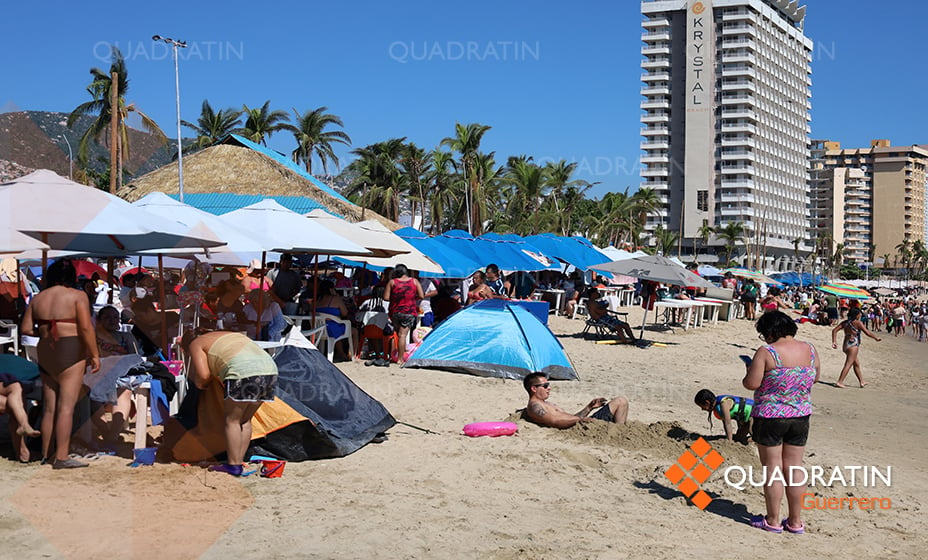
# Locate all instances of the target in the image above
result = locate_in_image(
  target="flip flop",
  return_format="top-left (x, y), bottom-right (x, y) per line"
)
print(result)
top-left (782, 519), bottom-right (805, 534)
top-left (53, 458), bottom-right (89, 469)
top-left (750, 515), bottom-right (783, 533)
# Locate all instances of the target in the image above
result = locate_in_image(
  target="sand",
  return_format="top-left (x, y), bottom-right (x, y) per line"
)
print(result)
top-left (1, 306), bottom-right (926, 559)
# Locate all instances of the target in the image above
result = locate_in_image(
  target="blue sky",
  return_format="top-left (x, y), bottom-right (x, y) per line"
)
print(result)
top-left (2, 1), bottom-right (926, 199)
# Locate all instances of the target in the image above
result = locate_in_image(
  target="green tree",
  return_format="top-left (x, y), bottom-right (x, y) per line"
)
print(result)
top-left (68, 46), bottom-right (166, 189)
top-left (398, 142), bottom-right (432, 229)
top-left (715, 221), bottom-right (745, 266)
top-left (441, 123), bottom-right (492, 235)
top-left (425, 149), bottom-right (458, 234)
top-left (505, 157), bottom-right (547, 234)
top-left (241, 101), bottom-right (293, 146)
top-left (693, 221), bottom-right (713, 264)
top-left (344, 138), bottom-right (406, 221)
top-left (181, 99), bottom-right (243, 152)
top-left (290, 106), bottom-right (351, 174)
top-left (653, 224), bottom-right (678, 257)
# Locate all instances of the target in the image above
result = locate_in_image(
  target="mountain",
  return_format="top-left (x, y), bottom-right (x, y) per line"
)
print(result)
top-left (0, 110), bottom-right (180, 181)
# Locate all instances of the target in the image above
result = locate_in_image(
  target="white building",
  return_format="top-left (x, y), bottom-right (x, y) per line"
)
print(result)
top-left (640, 0), bottom-right (813, 261)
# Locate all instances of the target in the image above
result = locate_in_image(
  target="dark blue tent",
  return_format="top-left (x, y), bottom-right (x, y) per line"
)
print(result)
top-left (403, 299), bottom-right (578, 380)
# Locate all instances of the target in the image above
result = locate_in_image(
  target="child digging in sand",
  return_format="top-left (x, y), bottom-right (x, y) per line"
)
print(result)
top-left (694, 389), bottom-right (752, 444)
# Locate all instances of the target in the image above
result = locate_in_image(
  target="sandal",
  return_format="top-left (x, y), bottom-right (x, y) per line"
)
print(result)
top-left (750, 515), bottom-right (783, 533)
top-left (53, 458), bottom-right (89, 469)
top-left (781, 519), bottom-right (805, 534)
top-left (208, 463), bottom-right (244, 477)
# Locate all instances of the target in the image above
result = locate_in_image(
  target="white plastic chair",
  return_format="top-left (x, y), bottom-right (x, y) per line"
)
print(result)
top-left (572, 297), bottom-right (589, 320)
top-left (0, 320), bottom-right (19, 355)
top-left (20, 335), bottom-right (39, 363)
top-left (313, 313), bottom-right (355, 362)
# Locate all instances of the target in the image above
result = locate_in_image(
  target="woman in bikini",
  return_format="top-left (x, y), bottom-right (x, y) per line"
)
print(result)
top-left (21, 259), bottom-right (100, 469)
top-left (831, 307), bottom-right (881, 388)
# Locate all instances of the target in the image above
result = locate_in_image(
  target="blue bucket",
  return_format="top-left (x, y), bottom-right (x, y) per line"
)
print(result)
top-left (133, 447), bottom-right (157, 465)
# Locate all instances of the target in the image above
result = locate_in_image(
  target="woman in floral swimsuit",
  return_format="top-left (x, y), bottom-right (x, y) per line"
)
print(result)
top-left (743, 311), bottom-right (820, 534)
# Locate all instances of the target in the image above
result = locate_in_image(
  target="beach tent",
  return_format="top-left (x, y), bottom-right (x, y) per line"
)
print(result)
top-left (164, 342), bottom-right (395, 462)
top-left (403, 299), bottom-right (579, 380)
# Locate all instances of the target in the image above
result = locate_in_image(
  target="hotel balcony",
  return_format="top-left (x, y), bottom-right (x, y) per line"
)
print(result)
top-left (721, 123), bottom-right (756, 134)
top-left (721, 80), bottom-right (756, 92)
top-left (720, 149), bottom-right (756, 160)
top-left (721, 178), bottom-right (755, 189)
top-left (641, 113), bottom-right (670, 123)
top-left (642, 57), bottom-right (671, 69)
top-left (640, 140), bottom-right (669, 150)
top-left (721, 137), bottom-right (756, 148)
top-left (641, 45), bottom-right (671, 56)
top-left (721, 108), bottom-right (757, 120)
top-left (640, 99), bottom-right (671, 110)
top-left (641, 126), bottom-right (669, 136)
top-left (641, 72), bottom-right (671, 82)
top-left (640, 180), bottom-right (670, 191)
top-left (641, 167), bottom-right (670, 177)
top-left (719, 206), bottom-right (756, 217)
top-left (722, 65), bottom-right (756, 79)
top-left (720, 165), bottom-right (755, 175)
top-left (721, 94), bottom-right (755, 104)
top-left (640, 84), bottom-right (671, 95)
top-left (721, 52), bottom-right (756, 64)
top-left (721, 23), bottom-right (755, 34)
top-left (721, 38), bottom-right (756, 50)
top-left (720, 192), bottom-right (756, 203)
top-left (641, 31), bottom-right (671, 42)
top-left (642, 17), bottom-right (670, 28)
top-left (721, 11), bottom-right (756, 23)
top-left (641, 153), bottom-right (670, 163)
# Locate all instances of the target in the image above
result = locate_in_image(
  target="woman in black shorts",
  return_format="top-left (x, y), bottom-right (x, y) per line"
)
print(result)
top-left (742, 311), bottom-right (819, 534)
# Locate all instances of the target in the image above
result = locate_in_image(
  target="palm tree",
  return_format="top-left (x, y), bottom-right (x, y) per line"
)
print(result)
top-left (441, 123), bottom-right (492, 235)
top-left (398, 142), bottom-right (432, 228)
top-left (344, 138), bottom-right (406, 221)
top-left (241, 101), bottom-right (293, 145)
top-left (425, 149), bottom-right (458, 234)
top-left (68, 46), bottom-right (166, 190)
top-left (630, 188), bottom-right (662, 233)
top-left (290, 106), bottom-right (351, 174)
top-left (181, 99), bottom-right (243, 152)
top-left (831, 242), bottom-right (846, 278)
top-left (653, 225), bottom-right (678, 256)
top-left (694, 222), bottom-right (713, 264)
top-left (895, 239), bottom-right (912, 279)
top-left (505, 157), bottom-right (546, 234)
top-left (715, 221), bottom-right (745, 266)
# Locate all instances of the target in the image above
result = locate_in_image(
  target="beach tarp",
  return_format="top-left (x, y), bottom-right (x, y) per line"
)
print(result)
top-left (770, 272), bottom-right (826, 286)
top-left (394, 227), bottom-right (483, 278)
top-left (523, 234), bottom-right (613, 271)
top-left (164, 344), bottom-right (395, 462)
top-left (434, 230), bottom-right (549, 272)
top-left (403, 299), bottom-right (578, 381)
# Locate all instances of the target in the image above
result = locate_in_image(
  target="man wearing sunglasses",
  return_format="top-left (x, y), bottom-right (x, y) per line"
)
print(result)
top-left (522, 372), bottom-right (628, 428)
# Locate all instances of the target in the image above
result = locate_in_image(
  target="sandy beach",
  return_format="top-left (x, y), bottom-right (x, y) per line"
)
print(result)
top-left (2, 306), bottom-right (926, 559)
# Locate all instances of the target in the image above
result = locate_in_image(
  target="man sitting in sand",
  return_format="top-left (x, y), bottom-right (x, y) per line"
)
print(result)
top-left (587, 288), bottom-right (635, 342)
top-left (523, 372), bottom-right (628, 427)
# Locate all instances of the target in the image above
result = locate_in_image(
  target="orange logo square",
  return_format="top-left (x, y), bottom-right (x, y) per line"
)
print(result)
top-left (664, 438), bottom-right (725, 510)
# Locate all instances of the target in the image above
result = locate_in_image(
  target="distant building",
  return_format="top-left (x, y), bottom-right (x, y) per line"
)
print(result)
top-left (813, 139), bottom-right (928, 267)
top-left (640, 0), bottom-right (813, 263)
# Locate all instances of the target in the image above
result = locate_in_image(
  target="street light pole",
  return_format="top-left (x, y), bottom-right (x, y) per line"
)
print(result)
top-left (152, 35), bottom-right (188, 202)
top-left (60, 134), bottom-right (73, 180)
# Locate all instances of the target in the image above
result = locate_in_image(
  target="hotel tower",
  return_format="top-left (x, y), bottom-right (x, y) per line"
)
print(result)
top-left (640, 0), bottom-right (813, 263)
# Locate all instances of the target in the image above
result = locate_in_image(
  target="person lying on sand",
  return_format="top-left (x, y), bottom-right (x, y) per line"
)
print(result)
top-left (523, 372), bottom-right (628, 427)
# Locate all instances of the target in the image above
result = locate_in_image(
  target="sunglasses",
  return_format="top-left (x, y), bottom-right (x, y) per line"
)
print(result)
top-left (533, 383), bottom-right (551, 389)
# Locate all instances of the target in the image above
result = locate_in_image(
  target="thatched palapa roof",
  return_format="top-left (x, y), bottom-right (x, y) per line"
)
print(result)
top-left (117, 135), bottom-right (398, 230)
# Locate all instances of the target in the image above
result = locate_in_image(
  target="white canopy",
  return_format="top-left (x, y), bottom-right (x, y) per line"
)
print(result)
top-left (0, 228), bottom-right (50, 257)
top-left (1, 169), bottom-right (225, 256)
top-left (221, 199), bottom-right (371, 256)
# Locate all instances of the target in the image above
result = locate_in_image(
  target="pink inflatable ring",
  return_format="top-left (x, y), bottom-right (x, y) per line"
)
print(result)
top-left (463, 422), bottom-right (518, 437)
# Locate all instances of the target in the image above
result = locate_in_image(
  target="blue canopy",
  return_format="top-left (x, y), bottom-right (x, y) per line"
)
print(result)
top-left (770, 272), bottom-right (827, 286)
top-left (479, 232), bottom-right (561, 269)
top-left (403, 299), bottom-right (578, 380)
top-left (524, 234), bottom-right (612, 271)
top-left (392, 227), bottom-right (483, 278)
top-left (434, 230), bottom-right (550, 272)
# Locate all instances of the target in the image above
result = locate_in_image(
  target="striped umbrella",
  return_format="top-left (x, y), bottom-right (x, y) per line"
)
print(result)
top-left (816, 283), bottom-right (870, 300)
top-left (723, 268), bottom-right (782, 285)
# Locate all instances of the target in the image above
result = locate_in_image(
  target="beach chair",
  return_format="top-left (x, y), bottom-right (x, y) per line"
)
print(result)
top-left (582, 310), bottom-right (631, 340)
top-left (357, 324), bottom-right (398, 361)
top-left (571, 297), bottom-right (589, 320)
top-left (313, 313), bottom-right (355, 362)
top-left (0, 319), bottom-right (19, 355)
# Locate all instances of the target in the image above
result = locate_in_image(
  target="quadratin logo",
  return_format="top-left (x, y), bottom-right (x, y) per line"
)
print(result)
top-left (664, 437), bottom-right (724, 510)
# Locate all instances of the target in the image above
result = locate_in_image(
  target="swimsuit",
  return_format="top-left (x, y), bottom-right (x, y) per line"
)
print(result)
top-left (842, 320), bottom-right (861, 350)
top-left (751, 343), bottom-right (816, 447)
top-left (35, 317), bottom-right (85, 376)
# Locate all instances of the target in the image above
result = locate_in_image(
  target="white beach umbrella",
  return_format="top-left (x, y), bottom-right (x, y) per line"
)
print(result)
top-left (133, 192), bottom-right (279, 266)
top-left (0, 228), bottom-right (50, 257)
top-left (0, 169), bottom-right (224, 256)
top-left (221, 199), bottom-right (371, 256)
